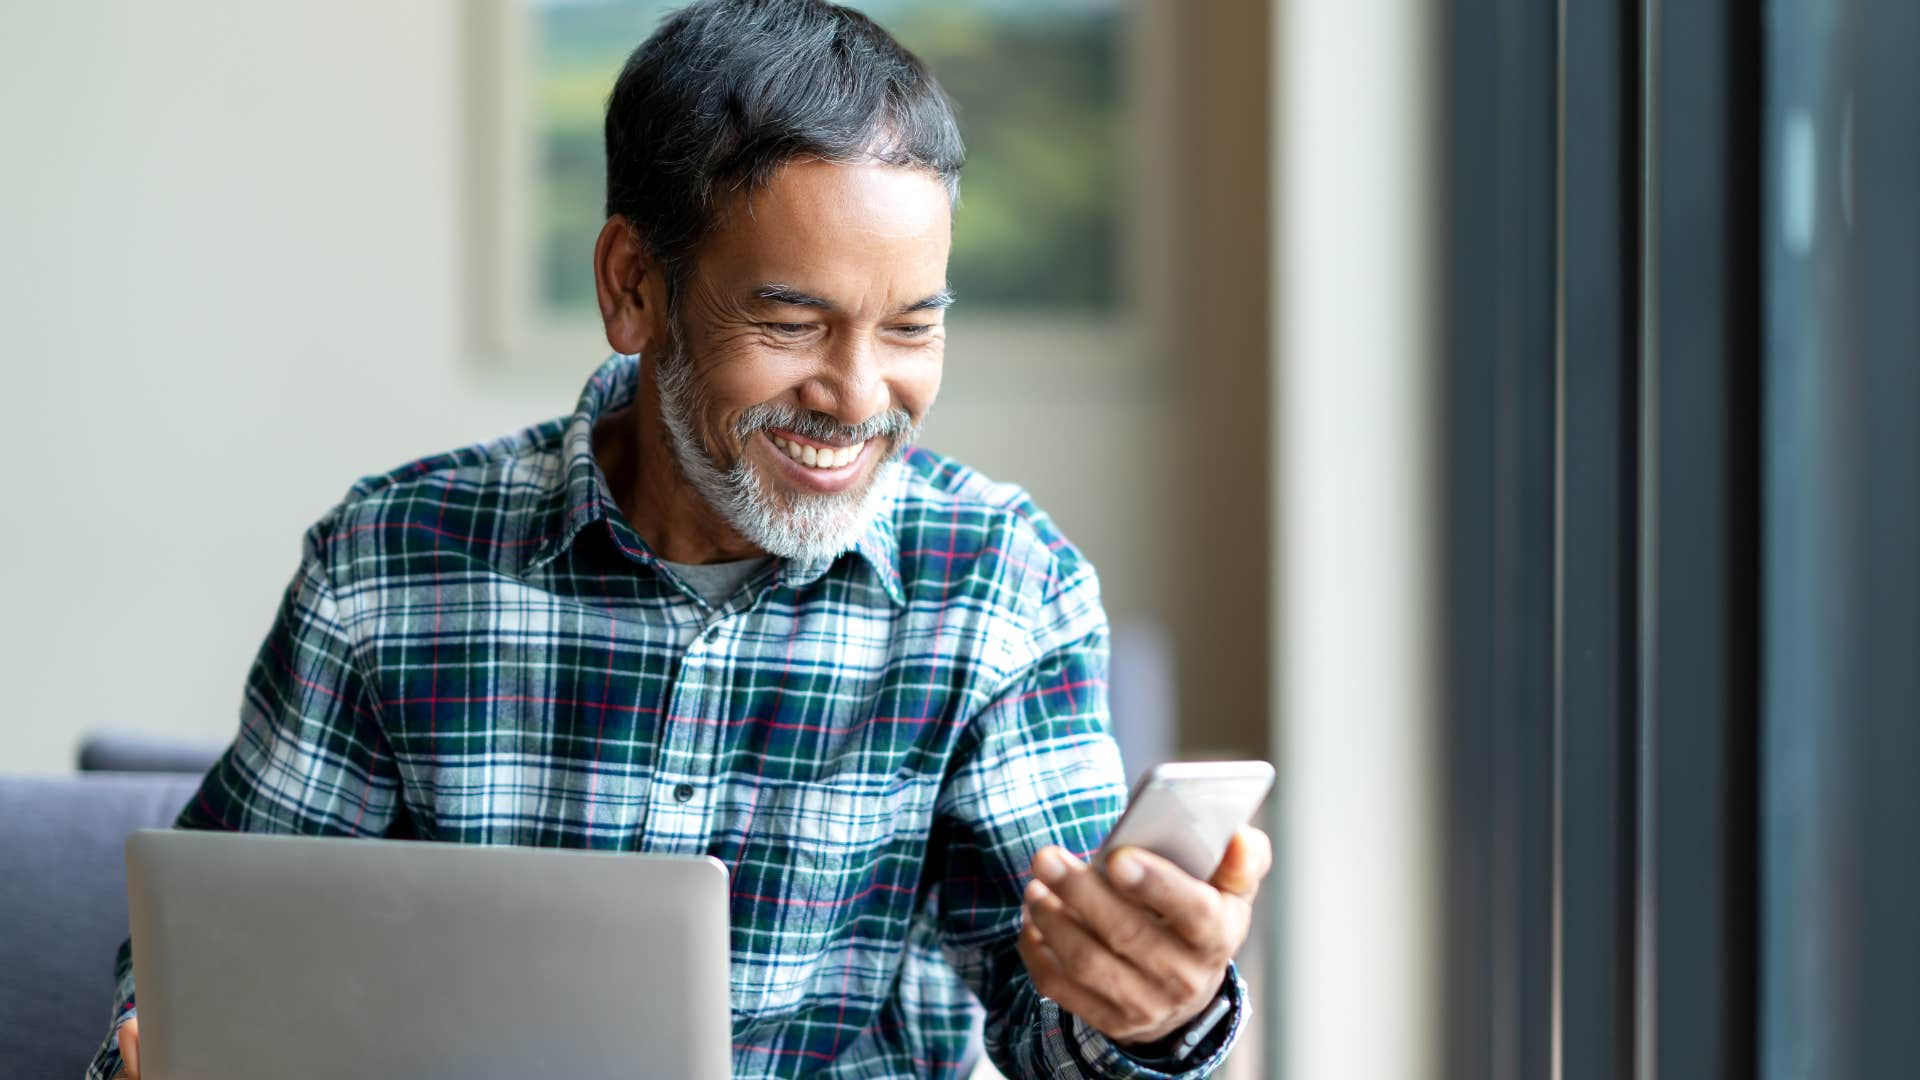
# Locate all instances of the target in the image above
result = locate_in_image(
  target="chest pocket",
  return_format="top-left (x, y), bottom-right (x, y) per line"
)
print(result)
top-left (722, 761), bottom-right (940, 1028)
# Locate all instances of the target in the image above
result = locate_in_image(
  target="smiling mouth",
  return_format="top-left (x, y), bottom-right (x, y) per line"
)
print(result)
top-left (767, 431), bottom-right (867, 470)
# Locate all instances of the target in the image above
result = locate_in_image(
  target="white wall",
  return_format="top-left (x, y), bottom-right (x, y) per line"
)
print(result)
top-left (1273, 1), bottom-right (1442, 1078)
top-left (0, 1), bottom-right (1182, 773)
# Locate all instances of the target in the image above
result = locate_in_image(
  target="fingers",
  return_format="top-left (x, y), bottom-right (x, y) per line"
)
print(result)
top-left (1020, 918), bottom-right (1128, 1032)
top-left (1021, 840), bottom-right (1256, 1048)
top-left (1024, 877), bottom-right (1155, 1001)
top-left (1020, 882), bottom-right (1175, 1043)
top-left (1209, 825), bottom-right (1274, 900)
top-left (1102, 845), bottom-right (1235, 956)
top-left (116, 1017), bottom-right (140, 1079)
top-left (1030, 847), bottom-right (1169, 959)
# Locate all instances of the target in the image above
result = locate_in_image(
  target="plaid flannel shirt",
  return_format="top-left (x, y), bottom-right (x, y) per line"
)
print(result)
top-left (87, 353), bottom-right (1245, 1079)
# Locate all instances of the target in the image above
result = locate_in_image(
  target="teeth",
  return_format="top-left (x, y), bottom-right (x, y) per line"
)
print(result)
top-left (770, 435), bottom-right (865, 470)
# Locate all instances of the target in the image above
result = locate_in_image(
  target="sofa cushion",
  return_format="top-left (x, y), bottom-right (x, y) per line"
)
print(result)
top-left (77, 732), bottom-right (225, 775)
top-left (0, 773), bottom-right (201, 1078)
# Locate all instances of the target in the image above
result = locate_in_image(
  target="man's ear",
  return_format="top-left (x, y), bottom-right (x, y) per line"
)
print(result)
top-left (594, 216), bottom-right (668, 356)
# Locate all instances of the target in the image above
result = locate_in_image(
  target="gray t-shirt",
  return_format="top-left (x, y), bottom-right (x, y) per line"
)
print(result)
top-left (660, 556), bottom-right (773, 608)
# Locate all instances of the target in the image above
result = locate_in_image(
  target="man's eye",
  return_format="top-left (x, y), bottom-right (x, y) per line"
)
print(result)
top-left (764, 322), bottom-right (816, 336)
top-left (892, 324), bottom-right (934, 337)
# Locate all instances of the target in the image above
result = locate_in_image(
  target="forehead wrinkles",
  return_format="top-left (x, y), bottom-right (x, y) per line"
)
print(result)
top-left (691, 163), bottom-right (950, 313)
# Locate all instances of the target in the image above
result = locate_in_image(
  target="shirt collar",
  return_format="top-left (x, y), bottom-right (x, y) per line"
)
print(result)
top-left (522, 354), bottom-right (905, 606)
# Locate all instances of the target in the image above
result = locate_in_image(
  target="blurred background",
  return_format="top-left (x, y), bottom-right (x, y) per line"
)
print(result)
top-left (1, 0), bottom-right (1277, 1073)
top-left (5, 1), bottom-right (1917, 1078)
top-left (0, 0), bottom-right (1267, 777)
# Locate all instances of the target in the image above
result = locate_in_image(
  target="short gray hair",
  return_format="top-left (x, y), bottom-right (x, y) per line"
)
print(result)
top-left (603, 0), bottom-right (965, 295)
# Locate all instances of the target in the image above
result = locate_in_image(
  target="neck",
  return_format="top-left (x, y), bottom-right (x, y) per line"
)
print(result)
top-left (593, 357), bottom-right (766, 565)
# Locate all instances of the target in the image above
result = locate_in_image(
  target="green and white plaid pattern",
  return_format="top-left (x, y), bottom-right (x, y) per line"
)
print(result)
top-left (87, 354), bottom-right (1244, 1079)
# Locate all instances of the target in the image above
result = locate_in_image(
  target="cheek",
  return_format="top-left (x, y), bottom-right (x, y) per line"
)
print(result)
top-left (892, 344), bottom-right (944, 419)
top-left (686, 326), bottom-right (945, 433)
top-left (689, 338), bottom-right (802, 424)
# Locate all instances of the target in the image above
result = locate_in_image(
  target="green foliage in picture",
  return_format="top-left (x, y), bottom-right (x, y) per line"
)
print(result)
top-left (531, 0), bottom-right (1128, 314)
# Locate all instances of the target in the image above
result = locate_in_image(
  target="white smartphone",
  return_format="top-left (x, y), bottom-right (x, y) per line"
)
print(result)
top-left (1094, 760), bottom-right (1276, 882)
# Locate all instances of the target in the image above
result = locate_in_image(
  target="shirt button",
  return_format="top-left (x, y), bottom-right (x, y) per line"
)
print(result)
top-left (673, 782), bottom-right (695, 803)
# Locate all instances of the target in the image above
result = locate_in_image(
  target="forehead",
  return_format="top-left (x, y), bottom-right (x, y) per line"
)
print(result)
top-left (694, 159), bottom-right (953, 302)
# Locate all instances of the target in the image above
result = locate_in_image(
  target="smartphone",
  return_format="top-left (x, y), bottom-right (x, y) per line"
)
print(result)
top-left (1094, 760), bottom-right (1276, 882)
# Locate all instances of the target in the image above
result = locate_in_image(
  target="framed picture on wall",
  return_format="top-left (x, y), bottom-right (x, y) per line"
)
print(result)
top-left (461, 0), bottom-right (1171, 390)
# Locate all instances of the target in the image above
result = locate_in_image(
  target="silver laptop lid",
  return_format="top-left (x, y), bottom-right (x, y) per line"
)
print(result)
top-left (126, 831), bottom-right (733, 1080)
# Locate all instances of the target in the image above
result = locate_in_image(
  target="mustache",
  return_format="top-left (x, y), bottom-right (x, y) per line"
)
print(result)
top-left (734, 403), bottom-right (917, 445)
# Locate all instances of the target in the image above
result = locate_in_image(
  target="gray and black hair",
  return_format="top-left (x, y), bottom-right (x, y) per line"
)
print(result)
top-left (604, 0), bottom-right (965, 296)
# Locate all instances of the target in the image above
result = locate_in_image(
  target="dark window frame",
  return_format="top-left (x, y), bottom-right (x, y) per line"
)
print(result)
top-left (1440, 2), bottom-right (1763, 1077)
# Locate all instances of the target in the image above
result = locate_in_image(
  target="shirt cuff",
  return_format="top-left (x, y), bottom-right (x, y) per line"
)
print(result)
top-left (1065, 963), bottom-right (1248, 1078)
top-left (86, 1010), bottom-right (137, 1080)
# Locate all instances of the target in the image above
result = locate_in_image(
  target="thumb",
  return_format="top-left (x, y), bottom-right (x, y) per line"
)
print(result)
top-left (118, 1017), bottom-right (141, 1079)
top-left (1209, 825), bottom-right (1272, 900)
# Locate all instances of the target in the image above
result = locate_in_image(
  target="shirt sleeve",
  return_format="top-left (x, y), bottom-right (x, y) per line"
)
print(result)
top-left (84, 531), bottom-right (405, 1079)
top-left (929, 568), bottom-right (1247, 1079)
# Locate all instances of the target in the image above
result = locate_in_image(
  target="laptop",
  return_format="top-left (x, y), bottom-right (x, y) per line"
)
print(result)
top-left (125, 830), bottom-right (734, 1079)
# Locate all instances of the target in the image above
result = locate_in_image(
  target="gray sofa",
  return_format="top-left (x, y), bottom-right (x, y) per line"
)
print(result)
top-left (0, 735), bottom-right (216, 1079)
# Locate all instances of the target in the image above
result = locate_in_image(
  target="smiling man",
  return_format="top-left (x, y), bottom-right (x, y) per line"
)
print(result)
top-left (90, 2), bottom-right (1266, 1078)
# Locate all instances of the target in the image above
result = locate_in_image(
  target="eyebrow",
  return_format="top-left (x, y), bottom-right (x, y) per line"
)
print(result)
top-left (899, 289), bottom-right (956, 314)
top-left (752, 284), bottom-right (955, 316)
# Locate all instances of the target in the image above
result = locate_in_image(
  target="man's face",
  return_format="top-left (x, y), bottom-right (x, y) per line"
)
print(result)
top-left (651, 159), bottom-right (953, 561)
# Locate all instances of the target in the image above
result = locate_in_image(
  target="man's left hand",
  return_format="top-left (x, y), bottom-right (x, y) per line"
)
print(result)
top-left (1017, 825), bottom-right (1273, 1049)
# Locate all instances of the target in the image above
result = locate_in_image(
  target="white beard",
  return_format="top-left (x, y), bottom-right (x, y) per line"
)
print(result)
top-left (649, 340), bottom-right (915, 564)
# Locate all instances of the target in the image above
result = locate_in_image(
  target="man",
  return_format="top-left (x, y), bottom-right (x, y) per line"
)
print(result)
top-left (91, 1), bottom-right (1269, 1076)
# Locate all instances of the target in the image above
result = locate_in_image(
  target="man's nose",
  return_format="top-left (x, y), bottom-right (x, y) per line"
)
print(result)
top-left (799, 331), bottom-right (891, 427)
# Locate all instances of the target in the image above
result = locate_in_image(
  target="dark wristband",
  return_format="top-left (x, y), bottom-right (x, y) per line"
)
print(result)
top-left (1169, 991), bottom-right (1233, 1062)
